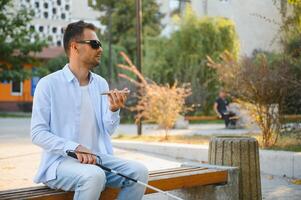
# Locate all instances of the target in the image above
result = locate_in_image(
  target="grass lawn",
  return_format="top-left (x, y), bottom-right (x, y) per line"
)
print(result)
top-left (113, 133), bottom-right (301, 152)
top-left (0, 112), bottom-right (31, 118)
top-left (262, 135), bottom-right (301, 152)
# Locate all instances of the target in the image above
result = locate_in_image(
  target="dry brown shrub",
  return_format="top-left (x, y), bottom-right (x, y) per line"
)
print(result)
top-left (118, 52), bottom-right (192, 139)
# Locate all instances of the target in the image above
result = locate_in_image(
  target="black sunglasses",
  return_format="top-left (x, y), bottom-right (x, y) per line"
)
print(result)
top-left (76, 40), bottom-right (102, 49)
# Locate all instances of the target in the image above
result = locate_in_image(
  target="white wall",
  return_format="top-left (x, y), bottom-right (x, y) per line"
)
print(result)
top-left (203, 0), bottom-right (282, 55)
top-left (157, 0), bottom-right (282, 56)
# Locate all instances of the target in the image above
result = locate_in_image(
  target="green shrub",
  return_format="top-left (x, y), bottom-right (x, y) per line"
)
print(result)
top-left (143, 6), bottom-right (239, 114)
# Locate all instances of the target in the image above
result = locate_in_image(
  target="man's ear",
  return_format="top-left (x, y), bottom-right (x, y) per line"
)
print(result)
top-left (70, 41), bottom-right (79, 54)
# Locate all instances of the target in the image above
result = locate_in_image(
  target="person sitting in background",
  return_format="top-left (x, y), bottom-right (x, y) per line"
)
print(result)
top-left (213, 89), bottom-right (237, 128)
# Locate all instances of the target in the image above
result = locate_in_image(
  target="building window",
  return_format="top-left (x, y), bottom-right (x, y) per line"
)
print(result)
top-left (61, 27), bottom-right (64, 34)
top-left (57, 0), bottom-right (61, 6)
top-left (11, 81), bottom-right (23, 96)
top-left (52, 27), bottom-right (57, 33)
top-left (44, 12), bottom-right (48, 18)
top-left (57, 41), bottom-right (62, 46)
top-left (65, 4), bottom-right (70, 11)
top-left (61, 13), bottom-right (66, 19)
top-left (52, 8), bottom-right (57, 14)
top-left (31, 75), bottom-right (40, 96)
top-left (44, 2), bottom-right (48, 9)
top-left (29, 25), bottom-right (35, 31)
top-left (39, 26), bottom-right (44, 32)
top-left (35, 2), bottom-right (39, 8)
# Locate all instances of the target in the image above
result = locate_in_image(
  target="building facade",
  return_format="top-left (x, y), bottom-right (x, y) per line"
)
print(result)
top-left (15, 0), bottom-right (101, 47)
top-left (0, 47), bottom-right (65, 112)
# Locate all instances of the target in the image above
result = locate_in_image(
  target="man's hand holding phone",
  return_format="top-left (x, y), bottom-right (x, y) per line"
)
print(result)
top-left (101, 88), bottom-right (130, 112)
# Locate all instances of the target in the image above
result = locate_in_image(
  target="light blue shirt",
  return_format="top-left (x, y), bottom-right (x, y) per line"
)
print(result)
top-left (31, 64), bottom-right (120, 183)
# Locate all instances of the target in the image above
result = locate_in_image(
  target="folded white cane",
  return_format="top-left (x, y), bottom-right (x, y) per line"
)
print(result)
top-left (66, 150), bottom-right (184, 200)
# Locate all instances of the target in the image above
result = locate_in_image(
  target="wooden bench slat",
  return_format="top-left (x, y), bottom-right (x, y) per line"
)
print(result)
top-left (148, 166), bottom-right (199, 174)
top-left (149, 167), bottom-right (208, 177)
top-left (0, 188), bottom-right (65, 198)
top-left (0, 186), bottom-right (49, 194)
top-left (146, 170), bottom-right (228, 194)
top-left (0, 191), bottom-right (71, 200)
top-left (148, 168), bottom-right (226, 181)
top-left (28, 193), bottom-right (74, 200)
top-left (149, 167), bottom-right (206, 176)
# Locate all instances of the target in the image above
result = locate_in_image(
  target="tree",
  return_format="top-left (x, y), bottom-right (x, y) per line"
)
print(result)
top-left (93, 42), bottom-right (126, 84)
top-left (208, 51), bottom-right (292, 147)
top-left (143, 6), bottom-right (239, 114)
top-left (279, 1), bottom-right (301, 114)
top-left (255, 1), bottom-right (301, 115)
top-left (34, 55), bottom-right (68, 78)
top-left (93, 0), bottom-right (164, 61)
top-left (0, 0), bottom-right (46, 81)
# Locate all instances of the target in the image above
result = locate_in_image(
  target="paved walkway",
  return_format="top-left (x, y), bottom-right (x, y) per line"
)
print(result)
top-left (261, 173), bottom-right (301, 200)
top-left (0, 138), bottom-right (182, 190)
top-left (115, 123), bottom-right (261, 136)
top-left (0, 118), bottom-right (260, 140)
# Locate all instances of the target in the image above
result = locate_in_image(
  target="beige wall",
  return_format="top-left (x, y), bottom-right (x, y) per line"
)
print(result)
top-left (158, 0), bottom-right (282, 56)
top-left (203, 0), bottom-right (282, 55)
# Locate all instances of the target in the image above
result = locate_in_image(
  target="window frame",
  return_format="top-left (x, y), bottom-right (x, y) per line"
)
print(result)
top-left (10, 81), bottom-right (23, 96)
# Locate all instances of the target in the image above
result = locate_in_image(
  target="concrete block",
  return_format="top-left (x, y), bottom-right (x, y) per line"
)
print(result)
top-left (174, 116), bottom-right (189, 129)
top-left (293, 153), bottom-right (301, 178)
top-left (260, 150), bottom-right (294, 177)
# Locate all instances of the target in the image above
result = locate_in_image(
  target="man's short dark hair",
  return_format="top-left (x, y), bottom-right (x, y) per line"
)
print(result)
top-left (63, 20), bottom-right (96, 56)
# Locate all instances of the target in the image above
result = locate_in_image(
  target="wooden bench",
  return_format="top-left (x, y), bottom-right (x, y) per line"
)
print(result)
top-left (185, 116), bottom-right (220, 121)
top-left (284, 114), bottom-right (301, 121)
top-left (185, 114), bottom-right (301, 122)
top-left (184, 115), bottom-right (239, 121)
top-left (0, 166), bottom-right (228, 200)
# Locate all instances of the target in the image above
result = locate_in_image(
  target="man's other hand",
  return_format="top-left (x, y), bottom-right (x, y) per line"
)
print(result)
top-left (75, 145), bottom-right (97, 165)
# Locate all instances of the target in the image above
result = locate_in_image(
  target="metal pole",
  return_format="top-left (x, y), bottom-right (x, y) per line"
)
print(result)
top-left (136, 0), bottom-right (142, 136)
top-left (108, 7), bottom-right (113, 85)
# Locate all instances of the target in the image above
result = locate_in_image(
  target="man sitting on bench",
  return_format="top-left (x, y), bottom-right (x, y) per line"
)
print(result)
top-left (31, 20), bottom-right (148, 200)
top-left (213, 89), bottom-right (237, 128)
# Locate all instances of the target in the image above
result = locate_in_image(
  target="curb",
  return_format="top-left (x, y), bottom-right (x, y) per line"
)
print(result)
top-left (112, 140), bottom-right (301, 178)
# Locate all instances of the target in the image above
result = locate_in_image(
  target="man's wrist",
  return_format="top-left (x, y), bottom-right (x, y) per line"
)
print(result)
top-left (110, 108), bottom-right (119, 112)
